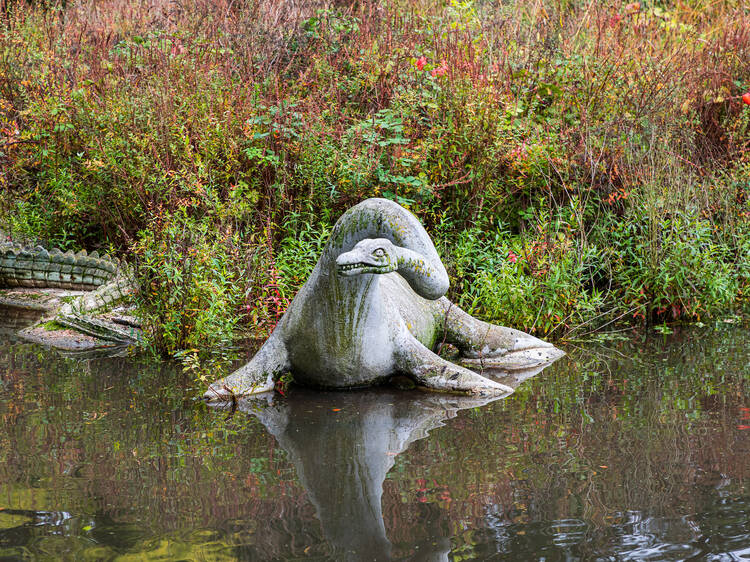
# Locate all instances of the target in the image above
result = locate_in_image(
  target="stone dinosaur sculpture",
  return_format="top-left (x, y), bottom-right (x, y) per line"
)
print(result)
top-left (0, 242), bottom-right (138, 346)
top-left (205, 198), bottom-right (563, 400)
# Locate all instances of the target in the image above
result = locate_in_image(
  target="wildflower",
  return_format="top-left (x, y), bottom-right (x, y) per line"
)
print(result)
top-left (275, 380), bottom-right (286, 396)
top-left (743, 92), bottom-right (750, 105)
top-left (415, 56), bottom-right (427, 71)
top-left (431, 62), bottom-right (448, 77)
top-left (508, 250), bottom-right (518, 264)
top-left (170, 40), bottom-right (185, 56)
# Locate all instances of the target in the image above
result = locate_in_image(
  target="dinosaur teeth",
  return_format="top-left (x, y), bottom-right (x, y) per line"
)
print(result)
top-left (339, 263), bottom-right (367, 271)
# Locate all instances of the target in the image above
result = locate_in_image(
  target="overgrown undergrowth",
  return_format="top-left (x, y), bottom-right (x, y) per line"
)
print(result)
top-left (1, 0), bottom-right (748, 360)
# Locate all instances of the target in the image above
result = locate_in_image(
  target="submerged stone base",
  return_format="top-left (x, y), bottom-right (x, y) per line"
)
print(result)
top-left (0, 287), bottom-right (87, 312)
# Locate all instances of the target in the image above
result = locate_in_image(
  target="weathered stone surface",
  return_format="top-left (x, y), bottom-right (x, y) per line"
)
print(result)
top-left (205, 198), bottom-right (564, 401)
top-left (57, 313), bottom-right (139, 345)
top-left (100, 259), bottom-right (117, 274)
top-left (0, 241), bottom-right (119, 290)
top-left (15, 268), bottom-right (32, 281)
top-left (34, 246), bottom-right (49, 256)
top-left (0, 253), bottom-right (16, 268)
top-left (1, 241), bottom-right (138, 348)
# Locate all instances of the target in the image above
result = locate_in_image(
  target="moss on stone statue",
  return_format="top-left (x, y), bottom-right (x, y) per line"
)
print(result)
top-left (42, 320), bottom-right (66, 331)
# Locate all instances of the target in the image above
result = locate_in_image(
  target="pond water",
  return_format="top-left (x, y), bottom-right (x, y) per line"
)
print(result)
top-left (1, 309), bottom-right (748, 561)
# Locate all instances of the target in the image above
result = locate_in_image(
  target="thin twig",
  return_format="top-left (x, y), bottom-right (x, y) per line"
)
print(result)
top-left (568, 306), bottom-right (641, 340)
top-left (0, 139), bottom-right (40, 148)
top-left (563, 304), bottom-right (640, 338)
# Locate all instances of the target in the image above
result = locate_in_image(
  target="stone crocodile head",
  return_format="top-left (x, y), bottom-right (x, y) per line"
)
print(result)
top-left (335, 238), bottom-right (399, 277)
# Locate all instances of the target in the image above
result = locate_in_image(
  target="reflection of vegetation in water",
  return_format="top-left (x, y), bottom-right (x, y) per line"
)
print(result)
top-left (0, 323), bottom-right (748, 559)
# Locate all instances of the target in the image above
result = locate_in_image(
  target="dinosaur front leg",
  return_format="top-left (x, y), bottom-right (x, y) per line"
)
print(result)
top-left (394, 330), bottom-right (514, 396)
top-left (203, 332), bottom-right (290, 401)
top-left (436, 299), bottom-right (564, 371)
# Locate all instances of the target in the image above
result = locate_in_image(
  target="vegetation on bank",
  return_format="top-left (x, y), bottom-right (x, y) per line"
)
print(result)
top-left (1, 0), bottom-right (748, 361)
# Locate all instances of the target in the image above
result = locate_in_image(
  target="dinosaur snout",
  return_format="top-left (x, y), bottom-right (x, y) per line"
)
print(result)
top-left (335, 251), bottom-right (361, 275)
top-left (335, 246), bottom-right (395, 276)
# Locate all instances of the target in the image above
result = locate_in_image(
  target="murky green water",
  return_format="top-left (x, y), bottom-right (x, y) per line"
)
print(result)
top-left (1, 311), bottom-right (749, 561)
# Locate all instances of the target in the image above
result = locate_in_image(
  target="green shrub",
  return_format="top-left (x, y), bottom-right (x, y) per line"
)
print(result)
top-left (1, 0), bottom-right (748, 351)
top-left (132, 211), bottom-right (245, 358)
top-left (448, 218), bottom-right (607, 337)
top-left (610, 210), bottom-right (741, 322)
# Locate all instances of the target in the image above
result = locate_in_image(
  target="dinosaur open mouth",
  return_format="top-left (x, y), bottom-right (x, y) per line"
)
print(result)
top-left (338, 262), bottom-right (369, 272)
top-left (337, 262), bottom-right (394, 275)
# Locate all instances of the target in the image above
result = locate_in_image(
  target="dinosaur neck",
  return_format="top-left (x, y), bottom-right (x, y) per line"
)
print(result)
top-left (320, 198), bottom-right (449, 300)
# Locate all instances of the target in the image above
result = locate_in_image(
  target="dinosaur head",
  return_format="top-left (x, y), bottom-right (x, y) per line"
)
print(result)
top-left (336, 238), bottom-right (399, 276)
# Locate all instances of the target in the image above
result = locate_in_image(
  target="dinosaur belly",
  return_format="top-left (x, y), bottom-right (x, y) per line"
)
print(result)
top-left (287, 311), bottom-right (397, 388)
top-left (284, 274), bottom-right (425, 388)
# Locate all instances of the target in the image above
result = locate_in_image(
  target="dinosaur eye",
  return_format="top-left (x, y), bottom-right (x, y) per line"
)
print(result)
top-left (372, 248), bottom-right (386, 258)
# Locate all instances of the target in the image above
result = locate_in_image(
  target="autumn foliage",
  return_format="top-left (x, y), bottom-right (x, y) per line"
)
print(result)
top-left (0, 0), bottom-right (748, 356)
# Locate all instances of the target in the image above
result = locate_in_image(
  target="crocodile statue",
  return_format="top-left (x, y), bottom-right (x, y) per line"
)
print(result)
top-left (205, 198), bottom-right (563, 400)
top-left (0, 242), bottom-right (138, 346)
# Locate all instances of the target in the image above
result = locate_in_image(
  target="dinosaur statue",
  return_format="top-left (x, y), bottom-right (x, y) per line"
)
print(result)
top-left (205, 198), bottom-right (563, 400)
top-left (0, 242), bottom-right (138, 346)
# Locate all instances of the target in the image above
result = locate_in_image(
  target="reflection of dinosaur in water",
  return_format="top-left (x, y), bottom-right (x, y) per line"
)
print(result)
top-left (216, 388), bottom-right (515, 561)
top-left (207, 199), bottom-right (563, 399)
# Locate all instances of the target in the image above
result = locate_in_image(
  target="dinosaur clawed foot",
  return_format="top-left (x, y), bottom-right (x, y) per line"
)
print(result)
top-left (202, 374), bottom-right (275, 402)
top-left (460, 345), bottom-right (565, 371)
top-left (460, 333), bottom-right (565, 371)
